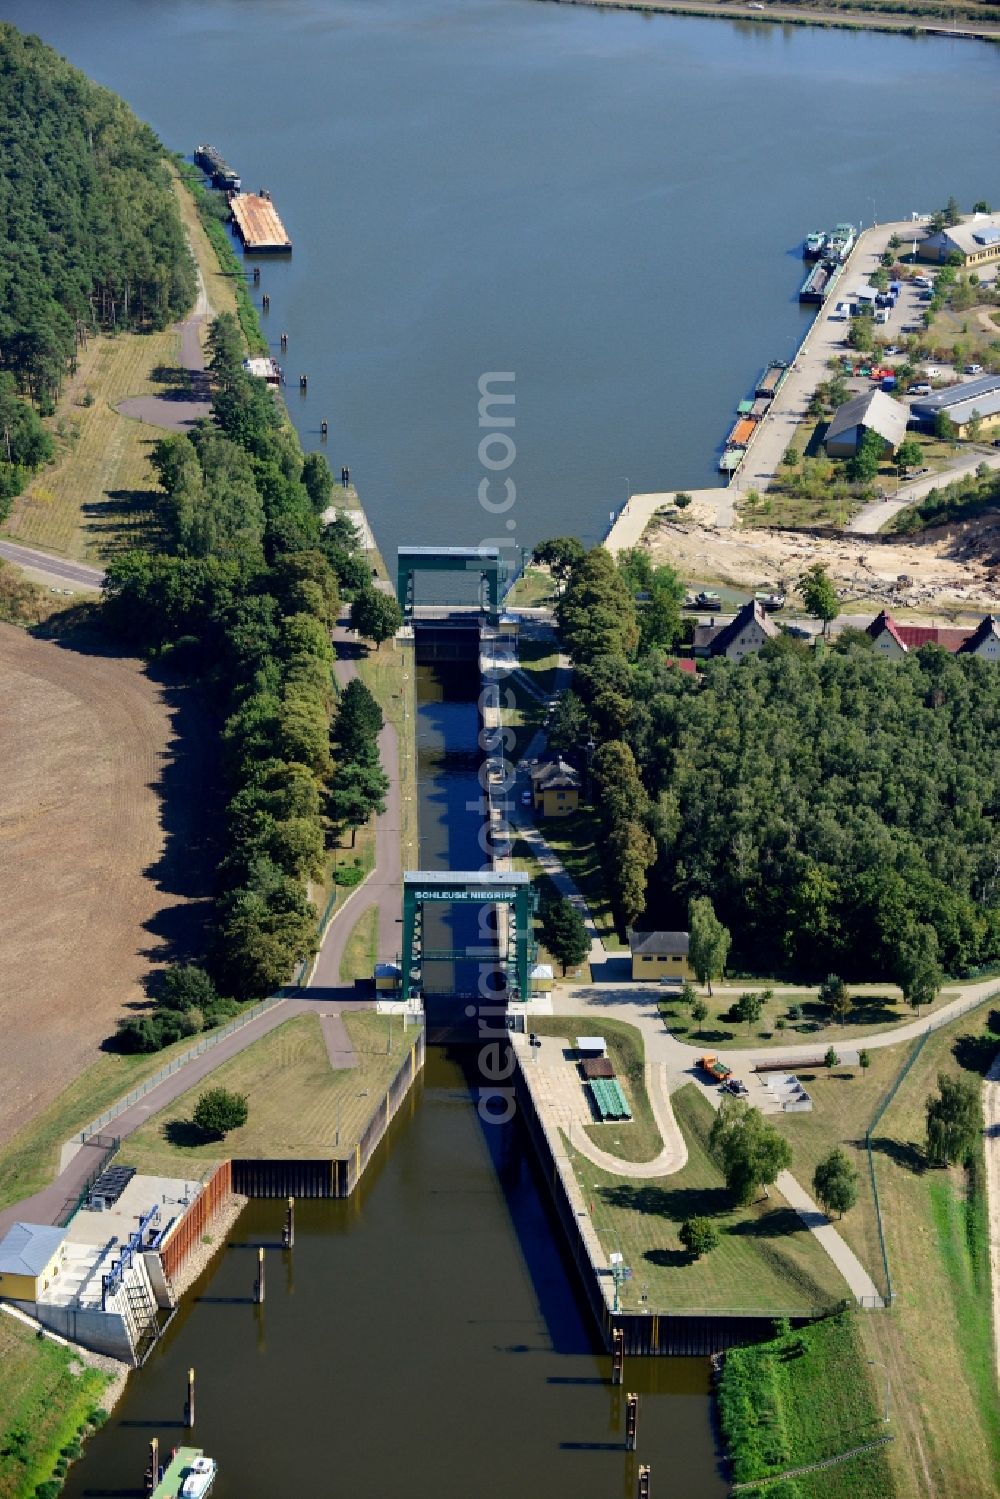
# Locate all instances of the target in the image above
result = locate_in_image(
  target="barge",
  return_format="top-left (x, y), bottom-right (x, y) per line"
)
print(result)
top-left (754, 360), bottom-right (789, 399)
top-left (798, 259), bottom-right (835, 303)
top-left (230, 190), bottom-right (292, 253)
top-left (193, 144), bottom-right (240, 192)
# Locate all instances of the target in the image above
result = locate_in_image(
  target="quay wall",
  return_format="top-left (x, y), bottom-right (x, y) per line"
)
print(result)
top-left (232, 1029), bottom-right (425, 1199)
top-left (513, 1049), bottom-right (803, 1356)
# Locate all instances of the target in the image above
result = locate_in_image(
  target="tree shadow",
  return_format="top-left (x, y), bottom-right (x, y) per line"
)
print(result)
top-left (953, 1032), bottom-right (1000, 1077)
top-left (643, 1247), bottom-right (694, 1269)
top-left (728, 1206), bottom-right (808, 1240)
top-left (163, 1118), bottom-right (209, 1148)
top-left (81, 485), bottom-right (161, 555)
top-left (137, 674), bottom-right (220, 974)
top-left (598, 1182), bottom-right (731, 1219)
top-left (867, 1135), bottom-right (927, 1174)
top-left (693, 1029), bottom-right (736, 1045)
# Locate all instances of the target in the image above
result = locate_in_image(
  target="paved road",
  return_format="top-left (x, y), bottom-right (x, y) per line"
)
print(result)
top-left (848, 449), bottom-right (1000, 535)
top-left (0, 540), bottom-right (105, 591)
top-left (551, 0), bottom-right (1000, 41)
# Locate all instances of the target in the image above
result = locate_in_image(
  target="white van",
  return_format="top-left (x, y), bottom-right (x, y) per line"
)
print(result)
top-left (910, 383), bottom-right (932, 396)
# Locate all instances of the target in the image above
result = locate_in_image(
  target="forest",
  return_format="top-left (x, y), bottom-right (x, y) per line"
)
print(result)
top-left (0, 23), bottom-right (195, 509)
top-left (545, 541), bottom-right (1000, 983)
top-left (104, 313), bottom-right (389, 1042)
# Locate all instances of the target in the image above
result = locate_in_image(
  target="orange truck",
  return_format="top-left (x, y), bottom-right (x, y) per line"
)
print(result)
top-left (700, 1055), bottom-right (732, 1083)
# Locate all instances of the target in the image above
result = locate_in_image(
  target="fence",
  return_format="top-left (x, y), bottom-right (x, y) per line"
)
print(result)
top-left (863, 985), bottom-right (999, 1305)
top-left (76, 996), bottom-right (286, 1143)
top-left (56, 1137), bottom-right (121, 1226)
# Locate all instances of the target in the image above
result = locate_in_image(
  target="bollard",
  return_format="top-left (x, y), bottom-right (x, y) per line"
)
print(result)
top-left (184, 1367), bottom-right (195, 1429)
top-left (625, 1392), bottom-right (639, 1452)
top-left (283, 1196), bottom-right (295, 1249)
top-left (611, 1327), bottom-right (624, 1386)
top-left (262, 292), bottom-right (270, 312)
top-left (252, 267), bottom-right (260, 284)
top-left (638, 1464), bottom-right (651, 1498)
top-left (255, 1245), bottom-right (266, 1303)
top-left (146, 1438), bottom-right (158, 1493)
top-left (280, 331), bottom-right (288, 349)
top-left (320, 421), bottom-right (328, 439)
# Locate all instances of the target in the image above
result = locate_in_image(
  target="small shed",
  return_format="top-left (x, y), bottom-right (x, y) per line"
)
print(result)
top-left (531, 758), bottom-right (581, 818)
top-left (629, 930), bottom-right (693, 981)
top-left (0, 1223), bottom-right (68, 1302)
top-left (576, 1035), bottom-right (607, 1058)
top-left (580, 1056), bottom-right (615, 1080)
top-left (374, 962), bottom-right (401, 994)
top-left (530, 962), bottom-right (554, 996)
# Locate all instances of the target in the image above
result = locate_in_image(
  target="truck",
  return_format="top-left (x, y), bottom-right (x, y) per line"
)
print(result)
top-left (699, 1054), bottom-right (732, 1083)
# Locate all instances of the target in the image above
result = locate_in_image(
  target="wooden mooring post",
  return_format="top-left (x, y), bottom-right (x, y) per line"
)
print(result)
top-left (638, 1464), bottom-right (651, 1498)
top-left (145, 1438), bottom-right (158, 1493)
top-left (611, 1327), bottom-right (624, 1386)
top-left (282, 1196), bottom-right (295, 1249)
top-left (625, 1392), bottom-right (639, 1452)
top-left (255, 1246), bottom-right (266, 1303)
top-left (184, 1367), bottom-right (195, 1428)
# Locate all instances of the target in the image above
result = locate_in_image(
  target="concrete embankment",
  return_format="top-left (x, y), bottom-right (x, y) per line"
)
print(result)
top-left (512, 1041), bottom-right (789, 1355)
top-left (603, 219), bottom-right (917, 555)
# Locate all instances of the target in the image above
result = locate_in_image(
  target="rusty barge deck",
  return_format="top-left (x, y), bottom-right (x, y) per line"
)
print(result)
top-left (230, 192), bottom-right (292, 253)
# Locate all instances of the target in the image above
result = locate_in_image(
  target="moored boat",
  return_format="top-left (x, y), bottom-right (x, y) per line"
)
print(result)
top-left (180, 1455), bottom-right (217, 1499)
top-left (803, 231), bottom-right (827, 259)
top-left (194, 143), bottom-right (241, 192)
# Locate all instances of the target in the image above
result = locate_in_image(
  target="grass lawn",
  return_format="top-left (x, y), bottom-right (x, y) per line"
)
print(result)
top-left (2, 328), bottom-right (175, 562)
top-left (0, 1314), bottom-right (109, 1499)
top-left (769, 1042), bottom-right (914, 1288)
top-left (504, 567), bottom-right (556, 608)
top-left (528, 1016), bottom-right (662, 1162)
top-left (1, 173), bottom-right (229, 567)
top-left (718, 1311), bottom-right (896, 1498)
top-left (853, 1011), bottom-right (1000, 1499)
top-left (566, 1085), bottom-right (845, 1315)
top-left (541, 808), bottom-right (624, 951)
top-left (517, 633), bottom-right (559, 697)
top-left (0, 1031), bottom-right (231, 1213)
top-left (340, 906), bottom-right (378, 983)
top-left (118, 1012), bottom-right (415, 1176)
top-left (659, 980), bottom-right (961, 1052)
top-left (355, 637), bottom-right (418, 868)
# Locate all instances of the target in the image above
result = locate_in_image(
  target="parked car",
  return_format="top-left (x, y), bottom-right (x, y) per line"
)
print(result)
top-left (910, 383), bottom-right (932, 395)
top-left (965, 363), bottom-right (984, 375)
top-left (520, 789), bottom-right (532, 806)
top-left (722, 1078), bottom-right (749, 1097)
top-left (830, 302), bottom-right (850, 321)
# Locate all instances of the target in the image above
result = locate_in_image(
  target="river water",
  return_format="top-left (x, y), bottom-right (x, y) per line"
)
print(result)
top-left (20, 2), bottom-right (994, 1488)
top-left (10, 0), bottom-right (1000, 563)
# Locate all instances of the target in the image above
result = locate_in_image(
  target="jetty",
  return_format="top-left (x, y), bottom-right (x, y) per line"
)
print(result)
top-left (230, 191), bottom-right (292, 252)
top-left (150, 1446), bottom-right (203, 1499)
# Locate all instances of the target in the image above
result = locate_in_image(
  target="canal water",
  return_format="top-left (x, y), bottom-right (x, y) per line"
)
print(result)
top-left (62, 644), bottom-right (727, 1498)
top-left (10, 0), bottom-right (1000, 564)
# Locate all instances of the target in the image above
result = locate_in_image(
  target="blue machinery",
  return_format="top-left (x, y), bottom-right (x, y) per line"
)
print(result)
top-left (396, 545), bottom-right (506, 625)
top-left (401, 871), bottom-right (538, 1003)
top-left (101, 1204), bottom-right (161, 1310)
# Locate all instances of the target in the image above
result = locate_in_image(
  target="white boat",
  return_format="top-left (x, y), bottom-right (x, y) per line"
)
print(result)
top-left (180, 1456), bottom-right (217, 1499)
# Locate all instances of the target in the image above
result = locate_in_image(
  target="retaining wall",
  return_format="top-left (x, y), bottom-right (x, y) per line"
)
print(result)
top-left (230, 1030), bottom-right (426, 1200)
top-left (159, 1161), bottom-right (233, 1285)
top-left (514, 1050), bottom-right (803, 1356)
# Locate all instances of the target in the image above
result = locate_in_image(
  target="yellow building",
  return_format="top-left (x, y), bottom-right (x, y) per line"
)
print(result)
top-left (629, 930), bottom-right (693, 982)
top-left (0, 1222), bottom-right (68, 1302)
top-left (530, 758), bottom-right (580, 818)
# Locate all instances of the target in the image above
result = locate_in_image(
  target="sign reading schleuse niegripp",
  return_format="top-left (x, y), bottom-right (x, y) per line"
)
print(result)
top-left (411, 888), bottom-right (516, 902)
